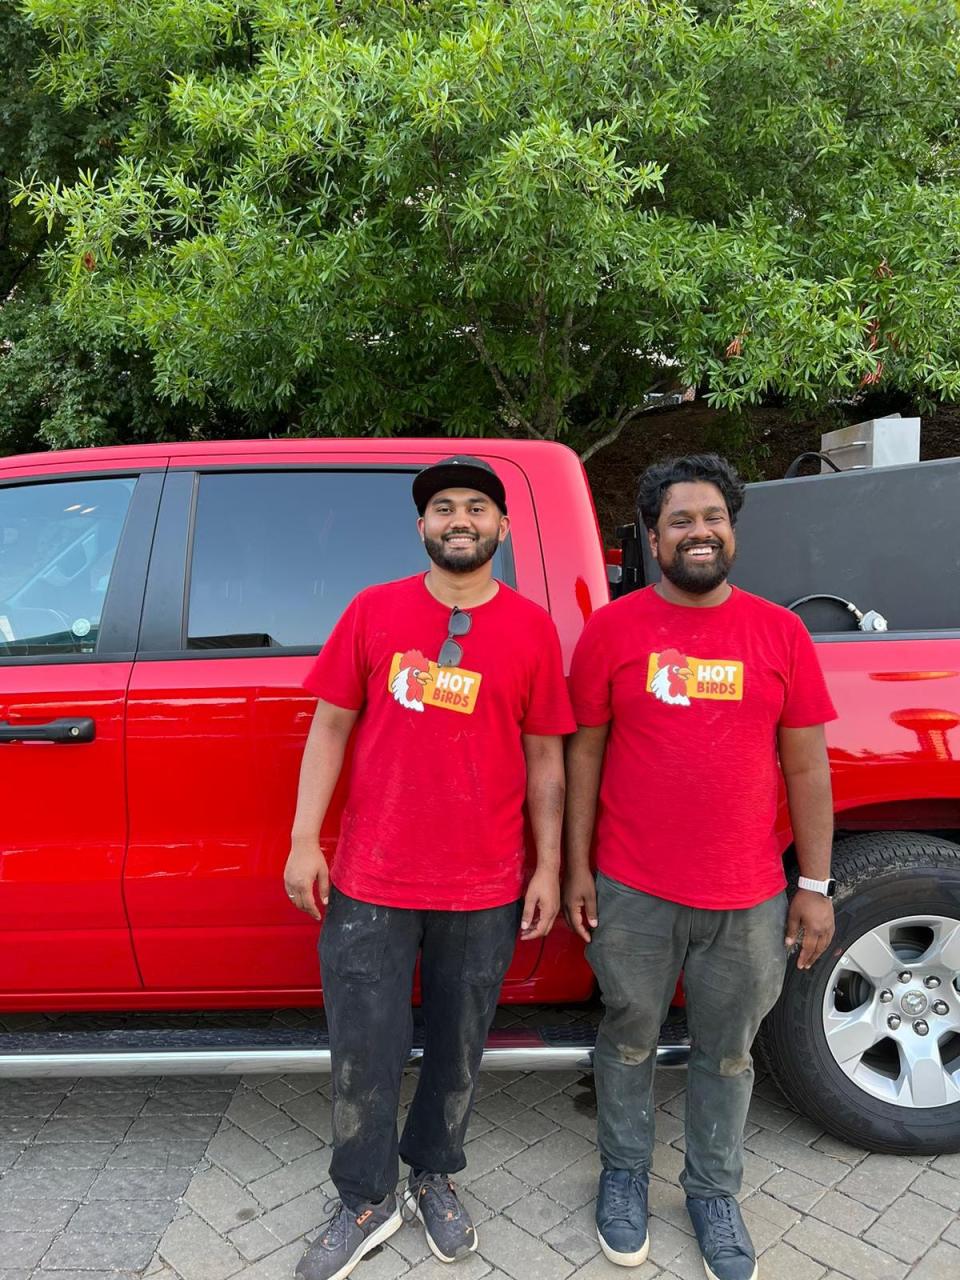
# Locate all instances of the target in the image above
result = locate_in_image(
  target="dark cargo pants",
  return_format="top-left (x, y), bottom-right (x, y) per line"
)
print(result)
top-left (319, 886), bottom-right (522, 1209)
top-left (587, 872), bottom-right (788, 1198)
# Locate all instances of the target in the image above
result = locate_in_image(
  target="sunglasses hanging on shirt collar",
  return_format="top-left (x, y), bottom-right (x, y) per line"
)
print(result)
top-left (438, 607), bottom-right (472, 667)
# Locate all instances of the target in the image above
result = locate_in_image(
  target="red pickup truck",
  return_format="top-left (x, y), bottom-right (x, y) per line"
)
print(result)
top-left (1, 438), bottom-right (958, 1156)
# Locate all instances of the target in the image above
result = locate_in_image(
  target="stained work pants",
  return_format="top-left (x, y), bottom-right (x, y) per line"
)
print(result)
top-left (320, 886), bottom-right (521, 1208)
top-left (587, 873), bottom-right (787, 1198)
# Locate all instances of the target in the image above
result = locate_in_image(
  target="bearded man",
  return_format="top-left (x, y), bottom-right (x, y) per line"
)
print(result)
top-left (564, 454), bottom-right (837, 1280)
top-left (285, 456), bottom-right (573, 1280)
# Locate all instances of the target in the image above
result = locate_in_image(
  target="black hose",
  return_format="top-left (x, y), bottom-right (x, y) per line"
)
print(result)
top-left (787, 593), bottom-right (860, 616)
top-left (784, 451), bottom-right (843, 478)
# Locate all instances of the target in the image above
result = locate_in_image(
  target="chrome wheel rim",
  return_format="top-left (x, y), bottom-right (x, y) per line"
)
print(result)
top-left (822, 914), bottom-right (960, 1108)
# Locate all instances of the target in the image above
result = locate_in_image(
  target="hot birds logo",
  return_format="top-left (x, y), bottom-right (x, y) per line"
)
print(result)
top-left (646, 649), bottom-right (744, 706)
top-left (389, 650), bottom-right (434, 712)
top-left (388, 650), bottom-right (482, 715)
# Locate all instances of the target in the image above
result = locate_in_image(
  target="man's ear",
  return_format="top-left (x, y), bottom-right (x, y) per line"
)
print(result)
top-left (498, 515), bottom-right (511, 542)
top-left (417, 515), bottom-right (425, 542)
top-left (646, 525), bottom-right (659, 561)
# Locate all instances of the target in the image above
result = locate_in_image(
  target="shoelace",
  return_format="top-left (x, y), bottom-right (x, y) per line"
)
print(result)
top-left (400, 1183), bottom-right (419, 1226)
top-left (603, 1173), bottom-right (646, 1224)
top-left (704, 1198), bottom-right (746, 1257)
top-left (405, 1172), bottom-right (461, 1224)
top-left (314, 1197), bottom-right (353, 1248)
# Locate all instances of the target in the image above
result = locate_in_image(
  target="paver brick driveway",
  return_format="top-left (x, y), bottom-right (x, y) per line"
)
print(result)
top-left (1, 1006), bottom-right (958, 1279)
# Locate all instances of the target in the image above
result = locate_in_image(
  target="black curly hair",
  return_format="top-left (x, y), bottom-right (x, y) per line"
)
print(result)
top-left (636, 454), bottom-right (745, 531)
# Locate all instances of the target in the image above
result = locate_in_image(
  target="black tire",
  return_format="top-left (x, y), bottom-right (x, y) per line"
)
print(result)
top-left (758, 832), bottom-right (960, 1155)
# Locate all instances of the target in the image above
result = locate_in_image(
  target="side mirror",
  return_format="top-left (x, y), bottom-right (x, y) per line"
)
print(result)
top-left (614, 523), bottom-right (643, 596)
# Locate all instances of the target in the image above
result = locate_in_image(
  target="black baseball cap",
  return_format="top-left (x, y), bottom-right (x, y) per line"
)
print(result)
top-left (412, 455), bottom-right (507, 515)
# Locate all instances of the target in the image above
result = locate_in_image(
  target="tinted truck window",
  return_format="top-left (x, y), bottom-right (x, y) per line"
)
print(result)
top-left (0, 477), bottom-right (135, 657)
top-left (187, 470), bottom-right (509, 650)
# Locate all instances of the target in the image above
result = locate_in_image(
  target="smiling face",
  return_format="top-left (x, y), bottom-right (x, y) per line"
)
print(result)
top-left (418, 487), bottom-right (509, 574)
top-left (648, 480), bottom-right (736, 595)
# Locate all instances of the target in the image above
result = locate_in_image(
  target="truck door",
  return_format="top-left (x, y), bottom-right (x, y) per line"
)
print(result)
top-left (123, 452), bottom-right (541, 997)
top-left (0, 467), bottom-right (161, 999)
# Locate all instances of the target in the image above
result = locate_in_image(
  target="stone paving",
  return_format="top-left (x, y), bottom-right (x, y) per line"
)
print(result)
top-left (0, 1073), bottom-right (229, 1279)
top-left (1, 1009), bottom-right (959, 1279)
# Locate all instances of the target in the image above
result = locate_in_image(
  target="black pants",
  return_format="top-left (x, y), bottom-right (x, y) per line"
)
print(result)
top-left (319, 886), bottom-right (522, 1209)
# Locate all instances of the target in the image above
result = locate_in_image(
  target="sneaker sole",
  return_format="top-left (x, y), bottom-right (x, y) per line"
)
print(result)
top-left (299, 1208), bottom-right (402, 1280)
top-left (405, 1191), bottom-right (478, 1264)
top-left (597, 1228), bottom-right (650, 1267)
top-left (703, 1263), bottom-right (757, 1280)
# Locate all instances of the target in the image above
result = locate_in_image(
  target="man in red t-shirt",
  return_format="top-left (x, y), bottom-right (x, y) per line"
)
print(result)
top-left (284, 456), bottom-right (574, 1280)
top-left (564, 455), bottom-right (836, 1280)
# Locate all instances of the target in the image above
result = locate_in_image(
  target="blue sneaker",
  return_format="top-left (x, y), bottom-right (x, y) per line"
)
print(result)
top-left (686, 1196), bottom-right (757, 1280)
top-left (596, 1168), bottom-right (650, 1266)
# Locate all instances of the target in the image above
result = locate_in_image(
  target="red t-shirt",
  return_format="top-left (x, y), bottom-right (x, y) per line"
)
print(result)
top-left (569, 586), bottom-right (837, 909)
top-left (303, 574), bottom-right (575, 910)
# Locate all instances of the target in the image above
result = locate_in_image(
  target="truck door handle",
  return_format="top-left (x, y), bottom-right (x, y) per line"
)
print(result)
top-left (0, 717), bottom-right (96, 744)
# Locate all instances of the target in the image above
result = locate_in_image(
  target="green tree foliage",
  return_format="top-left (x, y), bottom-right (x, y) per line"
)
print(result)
top-left (0, 6), bottom-right (173, 454)
top-left (0, 6), bottom-right (109, 454)
top-left (0, 8), bottom-right (281, 455)
top-left (18, 1), bottom-right (960, 457)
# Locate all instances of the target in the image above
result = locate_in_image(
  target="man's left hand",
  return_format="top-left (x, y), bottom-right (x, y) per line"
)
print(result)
top-left (521, 869), bottom-right (561, 940)
top-left (785, 888), bottom-right (836, 970)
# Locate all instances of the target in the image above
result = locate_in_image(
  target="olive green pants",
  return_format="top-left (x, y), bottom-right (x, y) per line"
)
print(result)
top-left (587, 872), bottom-right (788, 1198)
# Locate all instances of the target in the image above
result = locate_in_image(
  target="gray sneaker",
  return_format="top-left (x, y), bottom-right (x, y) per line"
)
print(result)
top-left (406, 1171), bottom-right (478, 1262)
top-left (686, 1195), bottom-right (758, 1280)
top-left (296, 1195), bottom-right (401, 1280)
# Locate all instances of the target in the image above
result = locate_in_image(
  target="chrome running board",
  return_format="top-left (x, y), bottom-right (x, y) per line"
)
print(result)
top-left (0, 1021), bottom-right (690, 1078)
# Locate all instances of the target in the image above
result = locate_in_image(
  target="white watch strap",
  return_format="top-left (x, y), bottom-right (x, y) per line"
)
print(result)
top-left (798, 875), bottom-right (831, 894)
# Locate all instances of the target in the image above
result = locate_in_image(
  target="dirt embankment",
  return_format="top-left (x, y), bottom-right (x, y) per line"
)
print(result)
top-left (584, 399), bottom-right (960, 545)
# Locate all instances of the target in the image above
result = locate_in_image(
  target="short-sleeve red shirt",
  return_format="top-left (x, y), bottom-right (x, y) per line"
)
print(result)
top-left (569, 585), bottom-right (837, 909)
top-left (304, 574), bottom-right (575, 910)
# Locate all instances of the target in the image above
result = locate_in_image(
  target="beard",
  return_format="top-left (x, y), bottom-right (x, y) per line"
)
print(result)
top-left (424, 530), bottom-right (500, 574)
top-left (659, 541), bottom-right (734, 594)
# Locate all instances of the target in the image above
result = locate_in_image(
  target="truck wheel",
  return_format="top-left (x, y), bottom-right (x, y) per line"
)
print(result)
top-left (759, 832), bottom-right (960, 1154)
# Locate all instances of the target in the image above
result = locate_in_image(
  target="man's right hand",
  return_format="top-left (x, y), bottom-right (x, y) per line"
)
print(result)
top-left (562, 867), bottom-right (598, 942)
top-left (283, 838), bottom-right (329, 920)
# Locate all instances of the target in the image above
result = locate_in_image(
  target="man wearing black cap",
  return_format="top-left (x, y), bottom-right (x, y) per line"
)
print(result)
top-left (285, 456), bottom-right (574, 1280)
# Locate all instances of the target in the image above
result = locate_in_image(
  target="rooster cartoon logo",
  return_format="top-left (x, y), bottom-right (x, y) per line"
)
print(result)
top-left (390, 649), bottom-right (433, 712)
top-left (650, 648), bottom-right (693, 707)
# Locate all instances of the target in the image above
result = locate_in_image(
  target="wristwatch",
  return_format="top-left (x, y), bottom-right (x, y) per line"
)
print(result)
top-left (798, 875), bottom-right (837, 898)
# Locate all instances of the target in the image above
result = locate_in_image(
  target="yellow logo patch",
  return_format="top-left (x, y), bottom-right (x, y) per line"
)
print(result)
top-left (646, 650), bottom-right (744, 706)
top-left (388, 651), bottom-right (482, 715)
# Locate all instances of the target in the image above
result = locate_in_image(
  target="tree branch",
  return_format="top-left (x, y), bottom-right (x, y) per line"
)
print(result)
top-left (578, 386), bottom-right (673, 464)
top-left (517, 0), bottom-right (548, 74)
top-left (580, 414), bottom-right (630, 464)
top-left (1, 230), bottom-right (48, 298)
top-left (533, 285), bottom-right (552, 435)
top-left (560, 306), bottom-right (575, 374)
top-left (429, 136), bottom-right (539, 438)
top-left (465, 321), bottom-right (544, 438)
top-left (586, 335), bottom-right (623, 382)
